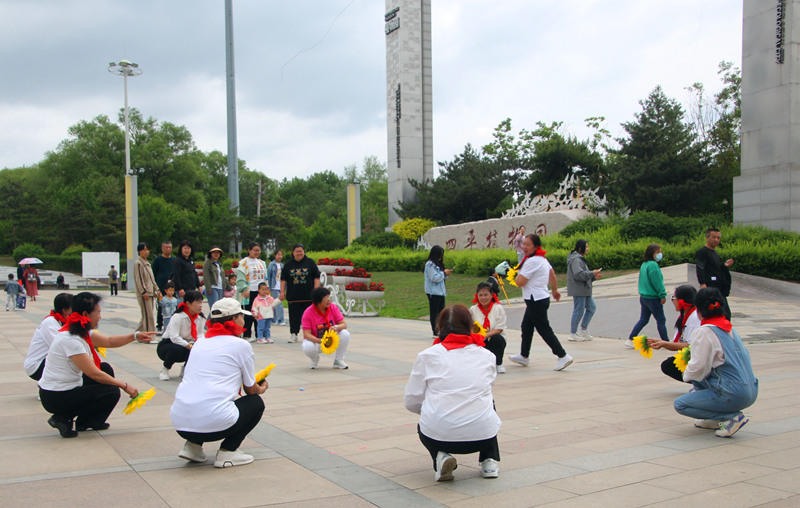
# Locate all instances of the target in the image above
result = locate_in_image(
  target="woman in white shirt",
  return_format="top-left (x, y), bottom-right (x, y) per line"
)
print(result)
top-left (647, 285), bottom-right (702, 382)
top-left (170, 298), bottom-right (267, 468)
top-left (38, 292), bottom-right (154, 438)
top-left (157, 290), bottom-right (205, 381)
top-left (468, 282), bottom-right (508, 373)
top-left (24, 293), bottom-right (73, 380)
top-left (404, 305), bottom-right (501, 482)
top-left (239, 242), bottom-right (267, 339)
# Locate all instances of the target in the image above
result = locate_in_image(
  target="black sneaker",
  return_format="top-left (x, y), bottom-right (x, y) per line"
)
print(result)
top-left (48, 415), bottom-right (78, 438)
top-left (76, 422), bottom-right (111, 432)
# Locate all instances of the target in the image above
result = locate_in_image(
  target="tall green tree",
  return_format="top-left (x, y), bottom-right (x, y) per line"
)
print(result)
top-left (608, 86), bottom-right (716, 215)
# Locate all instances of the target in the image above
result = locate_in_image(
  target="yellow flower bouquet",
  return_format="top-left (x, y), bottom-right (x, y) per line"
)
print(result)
top-left (506, 265), bottom-right (519, 287)
top-left (632, 335), bottom-right (653, 359)
top-left (673, 346), bottom-right (691, 372)
top-left (122, 387), bottom-right (156, 415)
top-left (320, 328), bottom-right (340, 355)
top-left (472, 321), bottom-right (487, 336)
top-left (255, 363), bottom-right (276, 383)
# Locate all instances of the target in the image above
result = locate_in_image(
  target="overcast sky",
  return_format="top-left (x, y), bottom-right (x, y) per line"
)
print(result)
top-left (1, 0), bottom-right (743, 180)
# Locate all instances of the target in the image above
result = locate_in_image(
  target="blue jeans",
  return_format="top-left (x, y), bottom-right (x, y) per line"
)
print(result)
top-left (674, 382), bottom-right (757, 421)
top-left (570, 296), bottom-right (596, 333)
top-left (628, 297), bottom-right (668, 341)
top-left (256, 318), bottom-right (272, 339)
top-left (271, 301), bottom-right (285, 325)
top-left (206, 288), bottom-right (224, 312)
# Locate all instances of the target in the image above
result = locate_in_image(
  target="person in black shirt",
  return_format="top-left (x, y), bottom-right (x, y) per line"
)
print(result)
top-left (171, 240), bottom-right (201, 300)
top-left (695, 228), bottom-right (734, 319)
top-left (152, 241), bottom-right (176, 331)
top-left (485, 269), bottom-right (500, 296)
top-left (279, 243), bottom-right (320, 343)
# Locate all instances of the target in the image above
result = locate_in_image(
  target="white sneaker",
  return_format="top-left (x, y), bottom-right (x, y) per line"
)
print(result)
top-left (624, 339), bottom-right (635, 349)
top-left (716, 414), bottom-right (749, 438)
top-left (496, 365), bottom-right (506, 374)
top-left (333, 360), bottom-right (349, 370)
top-left (159, 367), bottom-right (170, 381)
top-left (480, 458), bottom-right (499, 478)
top-left (178, 441), bottom-right (206, 462)
top-left (310, 357), bottom-right (319, 369)
top-left (288, 333), bottom-right (298, 343)
top-left (694, 419), bottom-right (722, 430)
top-left (214, 448), bottom-right (254, 468)
top-left (509, 354), bottom-right (530, 367)
top-left (434, 451), bottom-right (457, 482)
top-left (579, 329), bottom-right (593, 341)
top-left (554, 354), bottom-right (573, 371)
top-left (568, 333), bottom-right (586, 342)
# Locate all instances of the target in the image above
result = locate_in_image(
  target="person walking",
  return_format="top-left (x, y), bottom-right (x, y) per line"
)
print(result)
top-left (152, 241), bottom-right (175, 332)
top-left (280, 243), bottom-right (320, 343)
top-left (625, 243), bottom-right (669, 348)
top-left (134, 243), bottom-right (158, 333)
top-left (239, 243), bottom-right (267, 340)
top-left (696, 228), bottom-right (734, 319)
top-left (508, 234), bottom-right (573, 371)
top-left (23, 264), bottom-right (40, 302)
top-left (424, 246), bottom-right (452, 338)
top-left (107, 265), bottom-right (118, 296)
top-left (5, 274), bottom-right (22, 311)
top-left (566, 239), bottom-right (602, 341)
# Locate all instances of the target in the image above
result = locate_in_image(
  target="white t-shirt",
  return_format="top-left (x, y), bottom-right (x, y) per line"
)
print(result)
top-left (24, 316), bottom-right (61, 376)
top-left (469, 303), bottom-right (507, 332)
top-left (404, 343), bottom-right (501, 442)
top-left (38, 331), bottom-right (93, 391)
top-left (519, 255), bottom-right (552, 301)
top-left (239, 257), bottom-right (267, 292)
top-left (170, 333), bottom-right (256, 433)
top-left (673, 310), bottom-right (701, 344)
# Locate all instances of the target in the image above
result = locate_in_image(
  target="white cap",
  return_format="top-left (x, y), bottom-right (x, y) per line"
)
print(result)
top-left (210, 298), bottom-right (252, 318)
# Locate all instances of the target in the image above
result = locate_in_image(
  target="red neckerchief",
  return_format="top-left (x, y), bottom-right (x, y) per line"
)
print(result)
top-left (516, 248), bottom-right (546, 270)
top-left (205, 321), bottom-right (246, 338)
top-left (674, 303), bottom-right (696, 342)
top-left (472, 294), bottom-right (500, 329)
top-left (701, 315), bottom-right (732, 333)
top-left (433, 333), bottom-right (486, 350)
top-left (48, 310), bottom-right (67, 326)
top-left (313, 303), bottom-right (333, 329)
top-left (59, 312), bottom-right (101, 369)
top-left (177, 303), bottom-right (199, 340)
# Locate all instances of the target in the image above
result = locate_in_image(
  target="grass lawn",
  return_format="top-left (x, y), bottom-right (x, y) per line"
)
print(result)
top-left (374, 269), bottom-right (633, 321)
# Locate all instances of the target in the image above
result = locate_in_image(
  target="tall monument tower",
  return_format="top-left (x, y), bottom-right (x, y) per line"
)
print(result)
top-left (735, 0), bottom-right (800, 233)
top-left (385, 0), bottom-right (434, 226)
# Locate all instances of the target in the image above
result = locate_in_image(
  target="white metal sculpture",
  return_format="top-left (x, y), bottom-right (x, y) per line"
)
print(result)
top-left (502, 174), bottom-right (621, 218)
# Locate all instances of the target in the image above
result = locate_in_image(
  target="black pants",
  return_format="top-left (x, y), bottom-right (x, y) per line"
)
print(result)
top-left (177, 395), bottom-right (265, 451)
top-left (520, 297), bottom-right (566, 358)
top-left (39, 363), bottom-right (120, 428)
top-left (484, 334), bottom-right (507, 366)
top-left (418, 425), bottom-right (500, 470)
top-left (157, 340), bottom-right (191, 369)
top-left (661, 357), bottom-right (690, 383)
top-left (288, 300), bottom-right (312, 335)
top-left (109, 283), bottom-right (118, 296)
top-left (427, 294), bottom-right (446, 335)
top-left (29, 359), bottom-right (46, 381)
top-left (243, 290), bottom-right (258, 338)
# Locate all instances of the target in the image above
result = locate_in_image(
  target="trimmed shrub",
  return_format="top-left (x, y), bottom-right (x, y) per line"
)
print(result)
top-left (12, 243), bottom-right (47, 263)
top-left (351, 232), bottom-right (404, 249)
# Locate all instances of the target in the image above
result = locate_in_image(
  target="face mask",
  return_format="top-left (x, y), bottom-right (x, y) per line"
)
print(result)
top-left (655, 253), bottom-right (663, 262)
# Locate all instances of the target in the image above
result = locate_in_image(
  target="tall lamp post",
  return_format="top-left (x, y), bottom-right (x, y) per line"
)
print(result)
top-left (108, 59), bottom-right (142, 293)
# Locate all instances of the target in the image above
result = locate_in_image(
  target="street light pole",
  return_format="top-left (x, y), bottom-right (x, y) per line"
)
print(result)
top-left (108, 60), bottom-right (142, 293)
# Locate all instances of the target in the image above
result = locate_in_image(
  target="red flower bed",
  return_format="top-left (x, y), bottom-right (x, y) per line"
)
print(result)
top-left (318, 257), bottom-right (353, 267)
top-left (345, 282), bottom-right (385, 291)
top-left (334, 267), bottom-right (371, 278)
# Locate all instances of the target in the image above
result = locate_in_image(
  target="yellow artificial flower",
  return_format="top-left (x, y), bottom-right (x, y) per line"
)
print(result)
top-left (673, 346), bottom-right (691, 372)
top-left (122, 387), bottom-right (156, 415)
top-left (472, 321), bottom-right (487, 336)
top-left (96, 347), bottom-right (107, 358)
top-left (255, 363), bottom-right (276, 383)
top-left (320, 328), bottom-right (340, 355)
top-left (506, 266), bottom-right (519, 287)
top-left (632, 335), bottom-right (653, 359)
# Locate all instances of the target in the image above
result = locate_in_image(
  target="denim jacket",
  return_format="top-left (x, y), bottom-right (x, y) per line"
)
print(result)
top-left (424, 261), bottom-right (447, 296)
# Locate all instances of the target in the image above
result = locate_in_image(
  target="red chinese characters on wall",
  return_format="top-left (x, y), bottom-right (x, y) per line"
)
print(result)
top-left (465, 229), bottom-right (477, 249)
top-left (535, 223), bottom-right (547, 236)
top-left (485, 230), bottom-right (498, 249)
top-left (445, 238), bottom-right (457, 251)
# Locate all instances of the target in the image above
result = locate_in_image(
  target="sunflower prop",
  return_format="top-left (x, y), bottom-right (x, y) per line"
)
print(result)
top-left (320, 328), bottom-right (340, 355)
top-left (255, 363), bottom-right (276, 383)
top-left (96, 347), bottom-right (107, 358)
top-left (122, 387), bottom-right (156, 415)
top-left (506, 265), bottom-right (519, 287)
top-left (673, 346), bottom-right (691, 372)
top-left (632, 335), bottom-right (653, 359)
top-left (472, 321), bottom-right (487, 336)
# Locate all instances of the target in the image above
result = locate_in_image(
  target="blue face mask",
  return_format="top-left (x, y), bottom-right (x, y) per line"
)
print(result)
top-left (655, 252), bottom-right (663, 262)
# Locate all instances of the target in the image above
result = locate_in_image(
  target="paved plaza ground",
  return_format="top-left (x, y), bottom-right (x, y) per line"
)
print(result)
top-left (1, 265), bottom-right (799, 507)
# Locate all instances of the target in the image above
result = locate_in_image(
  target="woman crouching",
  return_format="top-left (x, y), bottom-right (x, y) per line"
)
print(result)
top-left (404, 304), bottom-right (501, 481)
top-left (38, 292), bottom-right (154, 437)
top-left (169, 298), bottom-right (267, 468)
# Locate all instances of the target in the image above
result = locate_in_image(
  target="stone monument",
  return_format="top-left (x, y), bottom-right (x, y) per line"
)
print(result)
top-left (384, 0), bottom-right (434, 226)
top-left (735, 0), bottom-right (800, 233)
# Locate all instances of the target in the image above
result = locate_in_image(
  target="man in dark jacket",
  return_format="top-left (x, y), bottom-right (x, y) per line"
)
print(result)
top-left (152, 241), bottom-right (175, 332)
top-left (695, 228), bottom-right (734, 319)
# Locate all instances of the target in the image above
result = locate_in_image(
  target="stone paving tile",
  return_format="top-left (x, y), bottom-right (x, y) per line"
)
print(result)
top-left (644, 459), bottom-right (782, 494)
top-left (643, 482), bottom-right (795, 508)
top-left (541, 461), bottom-right (684, 495)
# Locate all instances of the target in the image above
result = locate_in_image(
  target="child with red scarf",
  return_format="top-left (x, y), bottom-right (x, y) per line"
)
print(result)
top-left (170, 297), bottom-right (266, 468)
top-left (405, 305), bottom-right (501, 482)
top-left (673, 288), bottom-right (758, 438)
top-left (157, 290), bottom-right (204, 381)
top-left (38, 292), bottom-right (154, 438)
top-left (647, 285), bottom-right (702, 382)
top-left (469, 282), bottom-right (507, 373)
top-left (24, 293), bottom-right (73, 380)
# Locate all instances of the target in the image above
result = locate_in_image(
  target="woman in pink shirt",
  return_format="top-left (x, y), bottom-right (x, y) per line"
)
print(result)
top-left (301, 287), bottom-right (350, 370)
